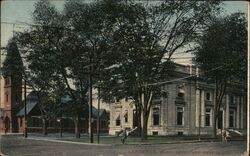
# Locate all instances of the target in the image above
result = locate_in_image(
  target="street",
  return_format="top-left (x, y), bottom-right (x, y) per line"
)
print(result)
top-left (0, 135), bottom-right (246, 156)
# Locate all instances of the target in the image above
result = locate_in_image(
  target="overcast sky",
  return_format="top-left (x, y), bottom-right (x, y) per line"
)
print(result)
top-left (1, 0), bottom-right (248, 64)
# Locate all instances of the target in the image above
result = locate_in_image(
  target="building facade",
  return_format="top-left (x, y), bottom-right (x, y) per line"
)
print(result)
top-left (0, 76), bottom-right (22, 133)
top-left (109, 64), bottom-right (247, 136)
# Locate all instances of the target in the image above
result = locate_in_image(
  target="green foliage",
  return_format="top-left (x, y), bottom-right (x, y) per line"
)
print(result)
top-left (2, 39), bottom-right (24, 78)
top-left (194, 12), bottom-right (247, 81)
top-left (16, 0), bottom-right (222, 139)
top-left (194, 12), bottom-right (247, 137)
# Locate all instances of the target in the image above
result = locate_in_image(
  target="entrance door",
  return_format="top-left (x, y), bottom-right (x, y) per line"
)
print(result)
top-left (217, 111), bottom-right (223, 129)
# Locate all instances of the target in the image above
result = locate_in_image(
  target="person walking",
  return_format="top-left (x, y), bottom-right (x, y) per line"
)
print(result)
top-left (121, 129), bottom-right (127, 144)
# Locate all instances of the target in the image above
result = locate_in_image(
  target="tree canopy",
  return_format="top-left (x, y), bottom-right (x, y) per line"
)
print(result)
top-left (2, 39), bottom-right (24, 78)
top-left (194, 12), bottom-right (247, 137)
top-left (15, 0), bottom-right (222, 140)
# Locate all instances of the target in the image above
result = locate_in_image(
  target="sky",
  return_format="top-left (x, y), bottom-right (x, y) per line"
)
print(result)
top-left (0, 0), bottom-right (248, 64)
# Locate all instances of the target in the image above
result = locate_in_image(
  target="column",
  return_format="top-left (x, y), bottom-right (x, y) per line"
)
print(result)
top-left (236, 96), bottom-right (240, 129)
top-left (240, 96), bottom-right (244, 129)
top-left (195, 89), bottom-right (200, 127)
top-left (201, 90), bottom-right (205, 127)
top-left (224, 94), bottom-right (229, 129)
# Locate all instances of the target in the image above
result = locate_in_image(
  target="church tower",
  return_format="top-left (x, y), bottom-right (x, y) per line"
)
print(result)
top-left (3, 76), bottom-right (22, 133)
top-left (2, 39), bottom-right (23, 133)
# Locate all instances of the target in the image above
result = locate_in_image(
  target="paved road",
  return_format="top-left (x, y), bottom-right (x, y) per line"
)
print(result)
top-left (0, 135), bottom-right (246, 156)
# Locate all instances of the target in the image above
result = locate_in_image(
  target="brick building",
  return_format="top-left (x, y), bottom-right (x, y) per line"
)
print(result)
top-left (109, 64), bottom-right (247, 136)
top-left (0, 76), bottom-right (22, 133)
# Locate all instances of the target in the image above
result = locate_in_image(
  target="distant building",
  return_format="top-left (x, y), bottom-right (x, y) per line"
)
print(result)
top-left (15, 92), bottom-right (110, 134)
top-left (109, 64), bottom-right (247, 136)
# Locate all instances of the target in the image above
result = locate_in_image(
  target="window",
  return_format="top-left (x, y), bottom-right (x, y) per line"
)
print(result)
top-left (101, 120), bottom-right (107, 128)
top-left (177, 85), bottom-right (185, 98)
top-left (177, 107), bottom-right (184, 126)
top-left (20, 118), bottom-right (23, 127)
top-left (124, 110), bottom-right (128, 123)
top-left (178, 92), bottom-right (184, 98)
top-left (5, 93), bottom-right (8, 102)
top-left (115, 112), bottom-right (121, 126)
top-left (16, 95), bottom-right (18, 103)
top-left (5, 78), bottom-right (10, 85)
top-left (205, 108), bottom-right (211, 126)
top-left (206, 92), bottom-right (211, 101)
top-left (32, 118), bottom-right (40, 127)
top-left (230, 96), bottom-right (234, 104)
top-left (229, 109), bottom-right (235, 128)
top-left (152, 107), bottom-right (160, 126)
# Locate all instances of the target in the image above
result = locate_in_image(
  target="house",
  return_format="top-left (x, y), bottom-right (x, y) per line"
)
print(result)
top-left (109, 64), bottom-right (247, 136)
top-left (15, 92), bottom-right (110, 134)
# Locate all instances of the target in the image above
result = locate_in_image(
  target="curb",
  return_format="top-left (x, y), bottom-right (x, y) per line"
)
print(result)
top-left (26, 137), bottom-right (113, 146)
top-left (26, 136), bottom-right (217, 146)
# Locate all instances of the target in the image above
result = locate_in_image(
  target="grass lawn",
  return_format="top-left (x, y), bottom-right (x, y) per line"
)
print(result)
top-left (29, 132), bottom-right (241, 144)
top-left (56, 135), bottom-right (222, 145)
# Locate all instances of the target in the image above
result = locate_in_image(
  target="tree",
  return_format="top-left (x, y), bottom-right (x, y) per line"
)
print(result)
top-left (16, 0), bottom-right (67, 136)
top-left (17, 0), bottom-right (120, 138)
top-left (194, 12), bottom-right (247, 137)
top-left (2, 38), bottom-right (24, 77)
top-left (100, 1), bottom-right (221, 140)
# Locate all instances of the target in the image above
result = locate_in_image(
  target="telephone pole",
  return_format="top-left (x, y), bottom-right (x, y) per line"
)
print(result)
top-left (88, 53), bottom-right (93, 143)
top-left (24, 79), bottom-right (27, 138)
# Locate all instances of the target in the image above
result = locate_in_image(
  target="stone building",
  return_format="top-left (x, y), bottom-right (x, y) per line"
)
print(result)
top-left (109, 64), bottom-right (247, 136)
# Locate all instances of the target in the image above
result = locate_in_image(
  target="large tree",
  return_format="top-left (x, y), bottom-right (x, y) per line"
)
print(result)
top-left (100, 1), bottom-right (221, 140)
top-left (17, 0), bottom-right (120, 138)
top-left (16, 0), bottom-right (65, 136)
top-left (2, 39), bottom-right (24, 77)
top-left (194, 12), bottom-right (247, 137)
top-left (2, 38), bottom-right (24, 114)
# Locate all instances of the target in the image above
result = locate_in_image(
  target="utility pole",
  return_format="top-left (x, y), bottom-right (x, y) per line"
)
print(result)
top-left (247, 1), bottom-right (250, 155)
top-left (60, 103), bottom-right (62, 138)
top-left (88, 53), bottom-right (93, 143)
top-left (97, 87), bottom-right (100, 144)
top-left (198, 89), bottom-right (201, 141)
top-left (24, 79), bottom-right (27, 138)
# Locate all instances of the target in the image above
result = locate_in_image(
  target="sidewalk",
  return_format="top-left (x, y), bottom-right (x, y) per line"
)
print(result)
top-left (3, 132), bottom-right (226, 145)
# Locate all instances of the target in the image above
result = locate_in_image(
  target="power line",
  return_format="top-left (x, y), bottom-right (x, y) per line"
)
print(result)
top-left (144, 65), bottom-right (223, 87)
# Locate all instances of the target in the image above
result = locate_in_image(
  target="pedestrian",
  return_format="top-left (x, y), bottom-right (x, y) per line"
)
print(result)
top-left (121, 129), bottom-right (127, 144)
top-left (223, 129), bottom-right (230, 142)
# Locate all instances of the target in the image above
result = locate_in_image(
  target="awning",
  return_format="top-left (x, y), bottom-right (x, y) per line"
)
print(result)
top-left (123, 111), bottom-right (128, 117)
top-left (179, 88), bottom-right (185, 93)
top-left (115, 112), bottom-right (120, 120)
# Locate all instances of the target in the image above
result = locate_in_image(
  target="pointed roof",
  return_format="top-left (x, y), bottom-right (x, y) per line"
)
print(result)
top-left (92, 107), bottom-right (106, 118)
top-left (16, 91), bottom-right (39, 117)
top-left (16, 101), bottom-right (37, 117)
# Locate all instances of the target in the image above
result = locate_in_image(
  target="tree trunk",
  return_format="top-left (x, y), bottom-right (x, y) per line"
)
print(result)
top-left (74, 116), bottom-right (80, 138)
top-left (134, 103), bottom-right (141, 137)
top-left (212, 112), bottom-right (217, 138)
top-left (141, 104), bottom-right (150, 140)
top-left (212, 78), bottom-right (227, 138)
top-left (140, 90), bottom-right (153, 141)
top-left (141, 111), bottom-right (149, 141)
top-left (42, 118), bottom-right (47, 136)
